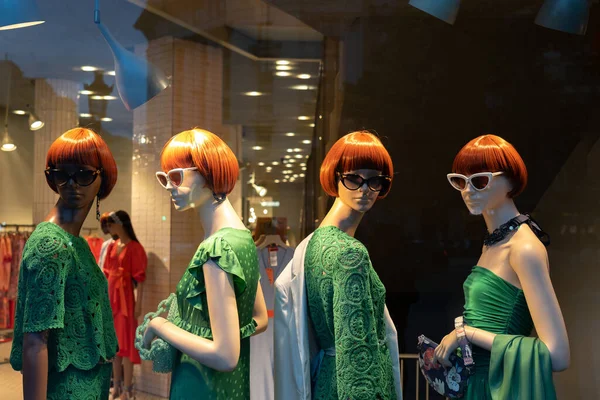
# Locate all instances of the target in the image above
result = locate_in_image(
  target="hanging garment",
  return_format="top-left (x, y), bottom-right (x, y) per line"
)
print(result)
top-left (86, 236), bottom-right (104, 264)
top-left (250, 243), bottom-right (294, 400)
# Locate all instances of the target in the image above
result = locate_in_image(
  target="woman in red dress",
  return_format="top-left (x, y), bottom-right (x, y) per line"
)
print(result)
top-left (104, 210), bottom-right (147, 399)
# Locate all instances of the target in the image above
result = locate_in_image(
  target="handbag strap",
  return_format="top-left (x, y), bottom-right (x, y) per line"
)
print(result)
top-left (455, 316), bottom-right (475, 374)
top-left (135, 293), bottom-right (176, 358)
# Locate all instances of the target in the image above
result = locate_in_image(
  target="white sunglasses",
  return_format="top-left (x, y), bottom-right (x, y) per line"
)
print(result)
top-left (155, 167), bottom-right (198, 188)
top-left (447, 172), bottom-right (504, 191)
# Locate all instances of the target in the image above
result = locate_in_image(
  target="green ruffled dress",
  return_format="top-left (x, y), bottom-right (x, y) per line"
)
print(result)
top-left (169, 228), bottom-right (260, 400)
top-left (10, 222), bottom-right (118, 400)
top-left (463, 266), bottom-right (556, 400)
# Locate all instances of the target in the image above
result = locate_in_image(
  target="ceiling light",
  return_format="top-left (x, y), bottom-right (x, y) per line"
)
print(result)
top-left (535, 0), bottom-right (590, 35)
top-left (90, 95), bottom-right (118, 100)
top-left (300, 173), bottom-right (305, 177)
top-left (285, 175), bottom-right (290, 179)
top-left (79, 90), bottom-right (94, 95)
top-left (244, 91), bottom-right (263, 96)
top-left (293, 174), bottom-right (299, 178)
top-left (290, 85), bottom-right (310, 91)
top-left (28, 112), bottom-right (44, 130)
top-left (302, 167), bottom-right (307, 171)
top-left (286, 164), bottom-right (293, 168)
top-left (263, 209), bottom-right (268, 215)
top-left (309, 123), bottom-right (315, 127)
top-left (288, 159), bottom-right (295, 163)
top-left (101, 117), bottom-right (113, 122)
top-left (295, 154), bottom-right (303, 159)
top-left (290, 177), bottom-right (296, 182)
top-left (276, 60), bottom-right (290, 65)
top-left (287, 148), bottom-right (293, 153)
top-left (274, 179), bottom-right (280, 183)
top-left (300, 163), bottom-right (306, 166)
top-left (0, 0), bottom-right (45, 31)
top-left (266, 167), bottom-right (272, 172)
top-left (12, 110), bottom-right (26, 115)
top-left (275, 71), bottom-right (292, 77)
top-left (105, 70), bottom-right (116, 76)
top-left (302, 140), bottom-right (311, 144)
top-left (258, 162), bottom-right (265, 166)
top-left (272, 161), bottom-right (279, 165)
top-left (276, 65), bottom-right (292, 71)
top-left (81, 66), bottom-right (99, 72)
top-left (252, 146), bottom-right (263, 150)
top-left (408, 0), bottom-right (461, 25)
top-left (285, 132), bottom-right (295, 137)
top-left (80, 113), bottom-right (92, 118)
top-left (283, 179), bottom-right (288, 183)
top-left (298, 116), bottom-right (310, 121)
top-left (297, 74), bottom-right (311, 79)
top-left (284, 155), bottom-right (291, 159)
top-left (293, 148), bottom-right (301, 152)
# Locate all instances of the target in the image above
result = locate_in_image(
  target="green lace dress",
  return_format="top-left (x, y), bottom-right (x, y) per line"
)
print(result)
top-left (305, 225), bottom-right (395, 400)
top-left (169, 228), bottom-right (259, 400)
top-left (10, 222), bottom-right (118, 400)
top-left (463, 266), bottom-right (556, 400)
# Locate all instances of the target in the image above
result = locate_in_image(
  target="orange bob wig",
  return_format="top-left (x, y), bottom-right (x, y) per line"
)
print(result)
top-left (99, 212), bottom-right (112, 225)
top-left (320, 131), bottom-right (393, 198)
top-left (452, 134), bottom-right (527, 198)
top-left (45, 128), bottom-right (118, 200)
top-left (160, 128), bottom-right (239, 196)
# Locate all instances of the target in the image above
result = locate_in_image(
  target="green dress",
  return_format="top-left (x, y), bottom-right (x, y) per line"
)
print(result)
top-left (10, 222), bottom-right (118, 400)
top-left (305, 226), bottom-right (395, 400)
top-left (463, 266), bottom-right (556, 400)
top-left (169, 228), bottom-right (259, 400)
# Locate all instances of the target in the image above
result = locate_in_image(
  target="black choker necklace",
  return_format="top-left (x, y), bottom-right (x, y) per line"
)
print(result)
top-left (483, 214), bottom-right (550, 247)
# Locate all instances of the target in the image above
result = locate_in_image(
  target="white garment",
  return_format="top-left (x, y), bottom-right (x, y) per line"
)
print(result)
top-left (273, 233), bottom-right (403, 400)
top-left (98, 239), bottom-right (113, 270)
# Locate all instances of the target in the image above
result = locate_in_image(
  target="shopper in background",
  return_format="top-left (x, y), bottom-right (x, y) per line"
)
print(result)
top-left (9, 127), bottom-right (119, 400)
top-left (104, 210), bottom-right (147, 400)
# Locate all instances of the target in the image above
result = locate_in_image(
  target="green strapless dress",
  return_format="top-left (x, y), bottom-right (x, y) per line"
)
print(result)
top-left (463, 266), bottom-right (556, 400)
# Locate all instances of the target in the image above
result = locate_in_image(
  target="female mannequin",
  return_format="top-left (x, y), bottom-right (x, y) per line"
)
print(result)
top-left (10, 127), bottom-right (119, 400)
top-left (98, 212), bottom-right (117, 270)
top-left (104, 210), bottom-right (147, 399)
top-left (433, 134), bottom-right (569, 399)
top-left (141, 128), bottom-right (268, 399)
top-left (304, 131), bottom-right (396, 399)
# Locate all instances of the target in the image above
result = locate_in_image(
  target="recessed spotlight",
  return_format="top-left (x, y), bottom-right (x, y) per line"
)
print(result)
top-left (290, 177), bottom-right (296, 182)
top-left (105, 70), bottom-right (116, 76)
top-left (293, 148), bottom-right (301, 152)
top-left (276, 65), bottom-right (292, 71)
top-left (283, 179), bottom-right (288, 182)
top-left (285, 132), bottom-right (295, 137)
top-left (81, 66), bottom-right (98, 72)
top-left (80, 113), bottom-right (92, 118)
top-left (276, 60), bottom-right (290, 65)
top-left (297, 74), bottom-right (311, 79)
top-left (258, 162), bottom-right (265, 166)
top-left (290, 85), bottom-right (310, 91)
top-left (272, 161), bottom-right (280, 165)
top-left (263, 209), bottom-right (268, 215)
top-left (275, 179), bottom-right (280, 183)
top-left (91, 95), bottom-right (118, 100)
top-left (79, 90), bottom-right (94, 95)
top-left (286, 164), bottom-right (293, 168)
top-left (293, 174), bottom-right (299, 178)
top-left (302, 140), bottom-right (311, 144)
top-left (288, 159), bottom-right (296, 163)
top-left (287, 148), bottom-right (293, 153)
top-left (300, 163), bottom-right (306, 166)
top-left (266, 167), bottom-right (272, 172)
top-left (275, 71), bottom-right (291, 77)
top-left (298, 116), bottom-right (310, 121)
top-left (101, 117), bottom-right (113, 122)
top-left (300, 173), bottom-right (305, 177)
top-left (284, 155), bottom-right (291, 159)
top-left (252, 146), bottom-right (263, 150)
top-left (244, 91), bottom-right (263, 96)
top-left (302, 167), bottom-right (307, 171)
top-left (12, 110), bottom-right (26, 115)
top-left (295, 155), bottom-right (303, 159)
top-left (309, 123), bottom-right (315, 127)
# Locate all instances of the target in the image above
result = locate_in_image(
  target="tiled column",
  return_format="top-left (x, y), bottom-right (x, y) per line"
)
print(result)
top-left (131, 37), bottom-right (226, 397)
top-left (32, 79), bottom-right (79, 223)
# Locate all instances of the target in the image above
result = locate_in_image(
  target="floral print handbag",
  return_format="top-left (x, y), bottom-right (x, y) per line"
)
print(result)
top-left (417, 335), bottom-right (474, 398)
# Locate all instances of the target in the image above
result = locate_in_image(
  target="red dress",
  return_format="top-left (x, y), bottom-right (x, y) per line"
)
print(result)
top-left (104, 240), bottom-right (147, 363)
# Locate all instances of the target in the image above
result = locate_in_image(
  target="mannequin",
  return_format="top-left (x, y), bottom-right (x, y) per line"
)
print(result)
top-left (98, 212), bottom-right (117, 270)
top-left (274, 131), bottom-right (402, 400)
top-left (141, 128), bottom-right (268, 400)
top-left (104, 210), bottom-right (147, 399)
top-left (433, 135), bottom-right (569, 400)
top-left (10, 128), bottom-right (119, 400)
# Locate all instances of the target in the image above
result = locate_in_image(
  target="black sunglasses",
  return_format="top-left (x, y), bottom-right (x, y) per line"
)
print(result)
top-left (336, 172), bottom-right (392, 195)
top-left (45, 168), bottom-right (102, 187)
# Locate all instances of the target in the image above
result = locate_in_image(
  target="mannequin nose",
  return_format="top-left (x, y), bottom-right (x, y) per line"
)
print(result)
top-left (359, 182), bottom-right (369, 193)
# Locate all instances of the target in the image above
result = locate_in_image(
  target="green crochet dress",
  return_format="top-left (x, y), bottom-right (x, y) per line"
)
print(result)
top-left (463, 266), bottom-right (556, 400)
top-left (305, 225), bottom-right (395, 400)
top-left (10, 222), bottom-right (118, 400)
top-left (169, 228), bottom-right (259, 400)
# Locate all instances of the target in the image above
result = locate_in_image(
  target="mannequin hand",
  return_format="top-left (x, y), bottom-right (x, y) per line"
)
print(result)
top-left (433, 330), bottom-right (459, 368)
top-left (143, 317), bottom-right (168, 349)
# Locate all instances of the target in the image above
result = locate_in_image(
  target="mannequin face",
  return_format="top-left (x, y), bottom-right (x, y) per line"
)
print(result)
top-left (337, 169), bottom-right (382, 213)
top-left (52, 164), bottom-right (102, 210)
top-left (163, 168), bottom-right (212, 211)
top-left (460, 173), bottom-right (512, 215)
top-left (106, 222), bottom-right (122, 238)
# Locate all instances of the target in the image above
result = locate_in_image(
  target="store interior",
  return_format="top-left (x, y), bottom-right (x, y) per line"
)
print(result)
top-left (1, 0), bottom-right (600, 399)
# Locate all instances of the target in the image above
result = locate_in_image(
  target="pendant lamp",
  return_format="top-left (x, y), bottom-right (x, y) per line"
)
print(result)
top-left (0, 0), bottom-right (45, 31)
top-left (409, 0), bottom-right (462, 25)
top-left (535, 0), bottom-right (590, 35)
top-left (93, 0), bottom-right (169, 110)
top-left (1, 61), bottom-right (16, 152)
top-left (28, 110), bottom-right (44, 130)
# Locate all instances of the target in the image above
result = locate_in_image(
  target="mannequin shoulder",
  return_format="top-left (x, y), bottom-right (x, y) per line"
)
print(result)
top-left (509, 226), bottom-right (548, 272)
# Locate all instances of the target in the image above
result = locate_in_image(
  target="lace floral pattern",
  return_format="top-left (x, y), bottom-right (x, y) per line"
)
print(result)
top-left (305, 226), bottom-right (395, 400)
top-left (10, 222), bottom-right (118, 397)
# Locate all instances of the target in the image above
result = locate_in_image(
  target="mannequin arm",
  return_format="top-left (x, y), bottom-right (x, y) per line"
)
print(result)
top-left (134, 282), bottom-right (144, 318)
top-left (510, 240), bottom-right (570, 371)
top-left (23, 331), bottom-right (49, 400)
top-left (252, 281), bottom-right (268, 335)
top-left (148, 260), bottom-right (241, 371)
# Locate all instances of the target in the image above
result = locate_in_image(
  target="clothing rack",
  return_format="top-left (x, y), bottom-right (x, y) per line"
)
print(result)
top-left (0, 223), bottom-right (36, 232)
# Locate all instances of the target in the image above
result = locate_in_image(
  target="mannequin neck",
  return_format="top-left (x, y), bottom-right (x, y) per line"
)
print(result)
top-left (319, 197), bottom-right (365, 237)
top-left (196, 197), bottom-right (244, 239)
top-left (118, 229), bottom-right (132, 245)
top-left (482, 198), bottom-right (520, 233)
top-left (46, 198), bottom-right (94, 237)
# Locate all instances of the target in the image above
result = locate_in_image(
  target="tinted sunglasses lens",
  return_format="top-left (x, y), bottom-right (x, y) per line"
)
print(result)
top-left (471, 175), bottom-right (490, 190)
top-left (75, 170), bottom-right (96, 186)
top-left (368, 177), bottom-right (386, 192)
top-left (156, 174), bottom-right (168, 187)
top-left (450, 176), bottom-right (466, 190)
top-left (342, 175), bottom-right (362, 190)
top-left (50, 170), bottom-right (70, 186)
top-left (168, 170), bottom-right (183, 187)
